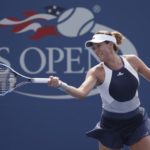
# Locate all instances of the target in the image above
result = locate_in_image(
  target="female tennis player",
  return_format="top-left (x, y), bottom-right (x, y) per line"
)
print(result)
top-left (48, 30), bottom-right (150, 150)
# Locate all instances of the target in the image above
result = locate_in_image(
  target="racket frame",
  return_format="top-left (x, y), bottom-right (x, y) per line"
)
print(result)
top-left (0, 63), bottom-right (49, 96)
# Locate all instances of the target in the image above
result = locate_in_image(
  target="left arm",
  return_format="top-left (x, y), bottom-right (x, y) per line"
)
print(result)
top-left (126, 55), bottom-right (150, 81)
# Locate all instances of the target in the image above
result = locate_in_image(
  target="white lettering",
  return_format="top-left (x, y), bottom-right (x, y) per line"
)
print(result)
top-left (0, 47), bottom-right (96, 75)
top-left (20, 47), bottom-right (46, 74)
top-left (46, 47), bottom-right (64, 73)
top-left (64, 47), bottom-right (84, 73)
top-left (0, 47), bottom-right (11, 66)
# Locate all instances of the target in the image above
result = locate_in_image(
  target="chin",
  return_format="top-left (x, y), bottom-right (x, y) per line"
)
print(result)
top-left (99, 58), bottom-right (103, 62)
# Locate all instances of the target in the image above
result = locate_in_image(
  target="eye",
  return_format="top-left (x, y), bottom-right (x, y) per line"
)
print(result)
top-left (92, 45), bottom-right (95, 50)
top-left (92, 46), bottom-right (97, 51)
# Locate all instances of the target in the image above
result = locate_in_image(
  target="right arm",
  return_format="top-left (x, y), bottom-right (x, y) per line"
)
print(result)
top-left (48, 68), bottom-right (98, 99)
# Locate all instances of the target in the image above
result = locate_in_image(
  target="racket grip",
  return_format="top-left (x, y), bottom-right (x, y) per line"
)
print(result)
top-left (31, 78), bottom-right (49, 83)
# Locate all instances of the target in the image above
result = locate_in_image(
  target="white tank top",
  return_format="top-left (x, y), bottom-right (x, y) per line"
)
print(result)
top-left (97, 56), bottom-right (140, 113)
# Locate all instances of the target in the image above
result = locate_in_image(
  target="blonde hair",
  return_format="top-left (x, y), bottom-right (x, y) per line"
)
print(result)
top-left (95, 30), bottom-right (124, 52)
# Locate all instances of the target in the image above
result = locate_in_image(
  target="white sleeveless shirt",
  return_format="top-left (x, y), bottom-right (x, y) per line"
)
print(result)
top-left (97, 56), bottom-right (140, 113)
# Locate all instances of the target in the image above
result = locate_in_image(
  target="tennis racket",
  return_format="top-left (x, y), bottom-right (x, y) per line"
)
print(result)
top-left (0, 63), bottom-right (49, 96)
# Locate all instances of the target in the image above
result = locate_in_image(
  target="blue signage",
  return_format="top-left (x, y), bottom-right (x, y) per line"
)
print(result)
top-left (0, 0), bottom-right (150, 150)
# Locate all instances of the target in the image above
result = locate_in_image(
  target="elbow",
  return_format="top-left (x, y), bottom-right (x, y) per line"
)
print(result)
top-left (75, 92), bottom-right (87, 100)
top-left (68, 88), bottom-right (89, 100)
top-left (78, 96), bottom-right (86, 100)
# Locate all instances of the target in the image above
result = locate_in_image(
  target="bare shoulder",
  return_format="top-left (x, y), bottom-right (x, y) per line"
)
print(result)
top-left (123, 54), bottom-right (144, 71)
top-left (87, 62), bottom-right (105, 84)
top-left (123, 54), bottom-right (144, 64)
top-left (123, 54), bottom-right (139, 61)
top-left (88, 63), bottom-right (104, 74)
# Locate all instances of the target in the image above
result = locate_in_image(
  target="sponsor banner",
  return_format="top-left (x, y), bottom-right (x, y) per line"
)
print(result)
top-left (0, 2), bottom-right (138, 99)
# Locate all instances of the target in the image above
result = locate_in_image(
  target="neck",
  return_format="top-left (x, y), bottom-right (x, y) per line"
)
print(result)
top-left (104, 54), bottom-right (123, 70)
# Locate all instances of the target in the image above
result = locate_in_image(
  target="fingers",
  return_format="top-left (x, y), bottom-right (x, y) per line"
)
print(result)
top-left (48, 76), bottom-right (60, 87)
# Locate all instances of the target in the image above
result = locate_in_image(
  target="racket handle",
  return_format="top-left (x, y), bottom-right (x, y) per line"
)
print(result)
top-left (31, 78), bottom-right (49, 83)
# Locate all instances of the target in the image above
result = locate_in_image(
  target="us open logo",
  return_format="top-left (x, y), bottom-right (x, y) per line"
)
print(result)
top-left (0, 5), bottom-right (138, 99)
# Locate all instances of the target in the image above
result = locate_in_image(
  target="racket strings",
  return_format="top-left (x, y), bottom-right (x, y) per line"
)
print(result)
top-left (0, 66), bottom-right (17, 94)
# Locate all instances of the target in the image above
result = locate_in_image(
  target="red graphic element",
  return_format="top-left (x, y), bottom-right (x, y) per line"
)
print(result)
top-left (0, 4), bottom-right (65, 40)
top-left (23, 11), bottom-right (37, 17)
top-left (12, 22), bottom-right (32, 33)
top-left (31, 26), bottom-right (59, 40)
top-left (7, 11), bottom-right (37, 31)
top-left (8, 17), bottom-right (19, 21)
top-left (0, 17), bottom-right (19, 27)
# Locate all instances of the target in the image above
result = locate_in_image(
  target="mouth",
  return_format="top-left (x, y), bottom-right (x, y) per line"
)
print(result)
top-left (98, 51), bottom-right (103, 57)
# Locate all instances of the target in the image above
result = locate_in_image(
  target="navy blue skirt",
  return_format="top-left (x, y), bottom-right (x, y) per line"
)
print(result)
top-left (86, 107), bottom-right (150, 149)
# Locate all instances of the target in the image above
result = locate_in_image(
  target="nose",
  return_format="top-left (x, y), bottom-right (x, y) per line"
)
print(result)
top-left (94, 48), bottom-right (101, 55)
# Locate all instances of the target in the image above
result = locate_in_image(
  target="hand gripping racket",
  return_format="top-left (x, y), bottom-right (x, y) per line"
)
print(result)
top-left (0, 63), bottom-right (49, 96)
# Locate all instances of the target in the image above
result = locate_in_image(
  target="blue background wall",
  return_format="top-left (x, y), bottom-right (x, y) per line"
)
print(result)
top-left (0, 0), bottom-right (150, 150)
